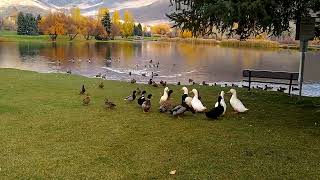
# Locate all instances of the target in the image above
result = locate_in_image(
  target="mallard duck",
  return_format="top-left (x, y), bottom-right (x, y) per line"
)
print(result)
top-left (66, 70), bottom-right (72, 74)
top-left (124, 90), bottom-right (137, 101)
top-left (206, 96), bottom-right (224, 119)
top-left (104, 98), bottom-right (116, 109)
top-left (214, 91), bottom-right (227, 115)
top-left (171, 88), bottom-right (195, 117)
top-left (83, 93), bottom-right (91, 105)
top-left (189, 79), bottom-right (194, 83)
top-left (138, 90), bottom-right (147, 106)
top-left (142, 94), bottom-right (152, 112)
top-left (79, 85), bottom-right (86, 95)
top-left (228, 89), bottom-right (248, 113)
top-left (99, 82), bottom-right (104, 89)
top-left (159, 90), bottom-right (174, 113)
top-left (102, 74), bottom-right (106, 79)
top-left (160, 87), bottom-right (169, 105)
top-left (96, 73), bottom-right (102, 78)
top-left (190, 89), bottom-right (206, 112)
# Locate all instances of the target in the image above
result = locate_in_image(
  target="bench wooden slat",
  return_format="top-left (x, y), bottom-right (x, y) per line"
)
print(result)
top-left (243, 70), bottom-right (299, 80)
top-left (243, 80), bottom-right (298, 86)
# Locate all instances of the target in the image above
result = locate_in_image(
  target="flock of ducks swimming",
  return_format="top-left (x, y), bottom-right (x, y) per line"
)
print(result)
top-left (80, 81), bottom-right (249, 120)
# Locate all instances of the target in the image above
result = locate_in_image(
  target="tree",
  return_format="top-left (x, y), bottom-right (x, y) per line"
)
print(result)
top-left (122, 10), bottom-right (135, 38)
top-left (17, 12), bottom-right (26, 35)
top-left (38, 12), bottom-right (67, 41)
top-left (36, 14), bottom-right (43, 35)
top-left (101, 11), bottom-right (112, 37)
top-left (98, 7), bottom-right (109, 21)
top-left (167, 0), bottom-right (320, 40)
top-left (134, 23), bottom-right (143, 36)
top-left (66, 8), bottom-right (83, 41)
top-left (151, 23), bottom-right (171, 36)
top-left (111, 10), bottom-right (122, 37)
top-left (111, 23), bottom-right (121, 39)
top-left (81, 17), bottom-right (99, 40)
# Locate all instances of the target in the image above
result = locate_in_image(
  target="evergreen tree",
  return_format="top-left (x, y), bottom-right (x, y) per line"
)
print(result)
top-left (167, 0), bottom-right (320, 40)
top-left (137, 23), bottom-right (143, 36)
top-left (101, 12), bottom-right (112, 36)
top-left (36, 15), bottom-right (42, 35)
top-left (25, 13), bottom-right (38, 35)
top-left (17, 12), bottom-right (26, 35)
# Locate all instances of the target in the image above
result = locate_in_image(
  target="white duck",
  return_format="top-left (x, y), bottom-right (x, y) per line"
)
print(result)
top-left (228, 89), bottom-right (248, 113)
top-left (190, 89), bottom-right (207, 112)
top-left (160, 87), bottom-right (169, 105)
top-left (182, 87), bottom-right (192, 107)
top-left (215, 91), bottom-right (227, 115)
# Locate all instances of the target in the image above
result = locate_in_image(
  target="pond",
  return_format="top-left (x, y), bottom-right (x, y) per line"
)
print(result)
top-left (0, 41), bottom-right (319, 96)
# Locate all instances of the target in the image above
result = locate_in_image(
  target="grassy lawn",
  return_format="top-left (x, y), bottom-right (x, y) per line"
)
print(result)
top-left (0, 68), bottom-right (319, 179)
top-left (0, 31), bottom-right (159, 43)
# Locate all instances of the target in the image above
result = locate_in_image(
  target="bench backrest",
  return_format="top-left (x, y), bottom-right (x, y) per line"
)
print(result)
top-left (243, 70), bottom-right (299, 80)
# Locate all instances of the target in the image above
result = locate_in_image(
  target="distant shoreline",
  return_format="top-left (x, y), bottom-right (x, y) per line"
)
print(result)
top-left (1, 31), bottom-right (319, 50)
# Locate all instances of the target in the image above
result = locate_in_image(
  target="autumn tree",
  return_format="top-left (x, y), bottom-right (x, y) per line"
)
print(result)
top-left (151, 23), bottom-right (171, 36)
top-left (66, 8), bottom-right (83, 41)
top-left (38, 12), bottom-right (67, 41)
top-left (111, 10), bottom-right (122, 37)
top-left (81, 17), bottom-right (99, 40)
top-left (97, 7), bottom-right (109, 21)
top-left (122, 10), bottom-right (135, 38)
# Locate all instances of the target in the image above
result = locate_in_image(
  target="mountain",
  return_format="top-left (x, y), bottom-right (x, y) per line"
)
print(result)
top-left (0, 0), bottom-right (173, 25)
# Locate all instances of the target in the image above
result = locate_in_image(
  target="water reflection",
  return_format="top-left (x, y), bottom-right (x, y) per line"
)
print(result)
top-left (0, 41), bottom-right (319, 85)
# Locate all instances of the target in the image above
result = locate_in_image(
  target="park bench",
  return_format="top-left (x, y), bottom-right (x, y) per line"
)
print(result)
top-left (242, 69), bottom-right (299, 95)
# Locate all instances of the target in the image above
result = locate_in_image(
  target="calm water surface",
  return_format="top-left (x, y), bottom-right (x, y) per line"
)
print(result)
top-left (0, 41), bottom-right (319, 96)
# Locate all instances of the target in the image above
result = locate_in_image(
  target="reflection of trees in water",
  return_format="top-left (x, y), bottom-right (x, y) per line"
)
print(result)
top-left (176, 43), bottom-right (210, 65)
top-left (18, 42), bottom-right (46, 57)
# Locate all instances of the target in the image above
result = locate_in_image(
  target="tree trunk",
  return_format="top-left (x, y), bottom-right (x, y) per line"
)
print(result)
top-left (49, 34), bottom-right (57, 41)
top-left (69, 33), bottom-right (78, 41)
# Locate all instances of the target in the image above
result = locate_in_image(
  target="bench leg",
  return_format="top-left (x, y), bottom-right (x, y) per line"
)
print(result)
top-left (248, 71), bottom-right (251, 91)
top-left (289, 75), bottom-right (293, 95)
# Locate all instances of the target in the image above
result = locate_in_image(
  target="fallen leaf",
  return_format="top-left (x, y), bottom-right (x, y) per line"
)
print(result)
top-left (170, 170), bottom-right (176, 175)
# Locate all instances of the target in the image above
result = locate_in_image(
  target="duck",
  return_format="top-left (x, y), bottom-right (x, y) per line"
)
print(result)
top-left (202, 81), bottom-right (209, 86)
top-left (149, 59), bottom-right (153, 63)
top-left (148, 79), bottom-right (153, 85)
top-left (228, 89), bottom-right (248, 113)
top-left (142, 73), bottom-right (146, 77)
top-left (83, 93), bottom-right (91, 105)
top-left (159, 90), bottom-right (174, 113)
top-left (214, 91), bottom-right (227, 115)
top-left (102, 74), bottom-right (106, 79)
top-left (131, 79), bottom-right (136, 84)
top-left (181, 87), bottom-right (192, 107)
top-left (142, 94), bottom-right (152, 112)
top-left (205, 96), bottom-right (225, 119)
top-left (152, 72), bottom-right (159, 77)
top-left (104, 98), bottom-right (116, 109)
top-left (188, 79), bottom-right (194, 83)
top-left (177, 82), bottom-right (181, 85)
top-left (99, 82), bottom-right (104, 89)
top-left (66, 70), bottom-right (72, 74)
top-left (88, 59), bottom-right (92, 63)
top-left (95, 73), bottom-right (102, 78)
top-left (124, 90), bottom-right (137, 101)
top-left (129, 72), bottom-right (132, 76)
top-left (160, 87), bottom-right (169, 105)
top-left (190, 89), bottom-right (206, 112)
top-left (292, 87), bottom-right (299, 91)
top-left (171, 88), bottom-right (195, 117)
top-left (79, 85), bottom-right (86, 95)
top-left (264, 85), bottom-right (273, 91)
top-left (256, 86), bottom-right (263, 90)
top-left (137, 90), bottom-right (147, 106)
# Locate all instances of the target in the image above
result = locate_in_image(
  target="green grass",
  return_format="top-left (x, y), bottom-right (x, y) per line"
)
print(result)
top-left (0, 68), bottom-right (319, 179)
top-left (0, 31), bottom-right (159, 43)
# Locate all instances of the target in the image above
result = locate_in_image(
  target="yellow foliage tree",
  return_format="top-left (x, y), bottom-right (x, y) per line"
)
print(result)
top-left (111, 10), bottom-right (122, 37)
top-left (81, 17), bottom-right (98, 40)
top-left (151, 23), bottom-right (171, 36)
top-left (180, 30), bottom-right (193, 38)
top-left (97, 7), bottom-right (109, 21)
top-left (38, 12), bottom-right (67, 41)
top-left (122, 10), bottom-right (134, 38)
